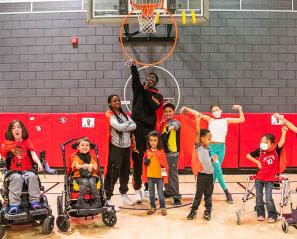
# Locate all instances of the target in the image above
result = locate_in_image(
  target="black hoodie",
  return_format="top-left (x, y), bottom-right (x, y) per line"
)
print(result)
top-left (131, 65), bottom-right (163, 129)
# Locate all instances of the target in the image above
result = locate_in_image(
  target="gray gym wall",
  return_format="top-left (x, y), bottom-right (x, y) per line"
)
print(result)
top-left (0, 7), bottom-right (297, 113)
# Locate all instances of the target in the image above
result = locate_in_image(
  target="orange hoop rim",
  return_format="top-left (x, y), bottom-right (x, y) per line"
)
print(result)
top-left (130, 0), bottom-right (164, 17)
top-left (119, 8), bottom-right (178, 67)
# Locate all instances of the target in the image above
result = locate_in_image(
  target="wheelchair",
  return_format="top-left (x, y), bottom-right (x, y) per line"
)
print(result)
top-left (56, 138), bottom-right (117, 232)
top-left (0, 152), bottom-right (54, 238)
top-left (236, 175), bottom-right (294, 227)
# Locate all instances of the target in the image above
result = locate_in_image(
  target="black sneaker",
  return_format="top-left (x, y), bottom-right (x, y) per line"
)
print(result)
top-left (187, 210), bottom-right (197, 220)
top-left (173, 198), bottom-right (182, 206)
top-left (226, 193), bottom-right (234, 204)
top-left (163, 190), bottom-right (172, 198)
top-left (203, 210), bottom-right (211, 220)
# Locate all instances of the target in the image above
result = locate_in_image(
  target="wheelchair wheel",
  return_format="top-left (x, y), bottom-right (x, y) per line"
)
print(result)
top-left (0, 226), bottom-right (5, 239)
top-left (282, 221), bottom-right (289, 233)
top-left (56, 215), bottom-right (70, 232)
top-left (236, 211), bottom-right (241, 225)
top-left (102, 209), bottom-right (117, 227)
top-left (57, 195), bottom-right (63, 215)
top-left (42, 216), bottom-right (55, 235)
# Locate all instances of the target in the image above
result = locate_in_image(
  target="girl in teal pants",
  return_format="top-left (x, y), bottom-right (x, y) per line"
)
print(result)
top-left (180, 105), bottom-right (245, 204)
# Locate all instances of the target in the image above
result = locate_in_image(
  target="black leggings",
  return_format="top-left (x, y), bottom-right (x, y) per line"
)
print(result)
top-left (104, 144), bottom-right (130, 200)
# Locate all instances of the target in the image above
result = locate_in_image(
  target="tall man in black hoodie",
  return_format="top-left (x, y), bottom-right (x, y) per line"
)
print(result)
top-left (128, 60), bottom-right (163, 203)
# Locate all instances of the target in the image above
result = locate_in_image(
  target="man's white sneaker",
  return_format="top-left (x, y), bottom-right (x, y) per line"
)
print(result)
top-left (135, 190), bottom-right (143, 203)
top-left (106, 199), bottom-right (120, 212)
top-left (121, 194), bottom-right (135, 206)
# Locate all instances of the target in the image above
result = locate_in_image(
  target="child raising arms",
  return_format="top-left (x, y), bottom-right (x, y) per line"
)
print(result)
top-left (187, 114), bottom-right (217, 220)
top-left (180, 105), bottom-right (245, 204)
top-left (247, 126), bottom-right (288, 223)
top-left (274, 113), bottom-right (297, 133)
top-left (142, 131), bottom-right (169, 216)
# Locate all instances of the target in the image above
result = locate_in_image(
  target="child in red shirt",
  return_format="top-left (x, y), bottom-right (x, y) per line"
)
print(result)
top-left (247, 126), bottom-right (287, 223)
top-left (1, 120), bottom-right (43, 214)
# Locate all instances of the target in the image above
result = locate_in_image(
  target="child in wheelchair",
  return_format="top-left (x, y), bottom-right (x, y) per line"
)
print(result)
top-left (0, 120), bottom-right (44, 214)
top-left (71, 137), bottom-right (101, 209)
top-left (246, 126), bottom-right (288, 223)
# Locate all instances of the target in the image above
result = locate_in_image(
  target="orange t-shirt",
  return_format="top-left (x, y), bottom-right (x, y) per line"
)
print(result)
top-left (71, 153), bottom-right (98, 178)
top-left (146, 150), bottom-right (162, 179)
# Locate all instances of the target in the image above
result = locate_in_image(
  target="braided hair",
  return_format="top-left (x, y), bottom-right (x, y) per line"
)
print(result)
top-left (108, 94), bottom-right (129, 144)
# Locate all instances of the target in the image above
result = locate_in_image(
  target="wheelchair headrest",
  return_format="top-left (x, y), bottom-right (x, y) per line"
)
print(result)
top-left (71, 142), bottom-right (96, 149)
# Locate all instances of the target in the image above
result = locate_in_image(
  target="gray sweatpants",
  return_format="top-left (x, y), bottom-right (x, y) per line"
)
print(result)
top-left (77, 177), bottom-right (99, 199)
top-left (8, 171), bottom-right (40, 205)
top-left (164, 153), bottom-right (180, 199)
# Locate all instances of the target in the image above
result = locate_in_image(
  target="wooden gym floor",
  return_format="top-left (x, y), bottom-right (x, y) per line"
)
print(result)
top-left (1, 174), bottom-right (296, 239)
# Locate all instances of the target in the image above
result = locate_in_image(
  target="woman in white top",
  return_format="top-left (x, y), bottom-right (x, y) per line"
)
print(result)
top-left (180, 105), bottom-right (245, 204)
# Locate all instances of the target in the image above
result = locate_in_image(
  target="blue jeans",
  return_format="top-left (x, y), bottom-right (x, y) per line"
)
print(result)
top-left (148, 178), bottom-right (165, 208)
top-left (255, 180), bottom-right (277, 219)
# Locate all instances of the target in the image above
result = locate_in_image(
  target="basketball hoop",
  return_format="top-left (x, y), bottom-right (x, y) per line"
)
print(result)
top-left (130, 0), bottom-right (164, 34)
top-left (120, 1), bottom-right (178, 66)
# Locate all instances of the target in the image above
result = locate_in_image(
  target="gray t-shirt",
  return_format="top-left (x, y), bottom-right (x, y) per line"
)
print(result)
top-left (195, 143), bottom-right (214, 174)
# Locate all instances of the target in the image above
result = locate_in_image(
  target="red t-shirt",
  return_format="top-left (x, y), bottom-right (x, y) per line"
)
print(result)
top-left (1, 139), bottom-right (36, 171)
top-left (249, 146), bottom-right (282, 182)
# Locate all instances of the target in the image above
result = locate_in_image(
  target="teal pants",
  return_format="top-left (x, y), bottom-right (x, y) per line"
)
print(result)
top-left (209, 143), bottom-right (228, 191)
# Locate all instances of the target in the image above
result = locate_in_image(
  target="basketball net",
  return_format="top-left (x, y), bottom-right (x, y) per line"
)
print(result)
top-left (130, 0), bottom-right (164, 34)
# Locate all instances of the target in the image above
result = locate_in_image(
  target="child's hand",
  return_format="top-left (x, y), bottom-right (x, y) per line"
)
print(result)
top-left (257, 161), bottom-right (262, 169)
top-left (144, 158), bottom-right (150, 166)
top-left (232, 105), bottom-right (242, 111)
top-left (195, 113), bottom-right (201, 120)
top-left (282, 126), bottom-right (288, 133)
top-left (212, 154), bottom-right (218, 162)
top-left (37, 163), bottom-right (44, 172)
top-left (179, 107), bottom-right (188, 114)
top-left (167, 125), bottom-right (175, 131)
top-left (87, 164), bottom-right (93, 172)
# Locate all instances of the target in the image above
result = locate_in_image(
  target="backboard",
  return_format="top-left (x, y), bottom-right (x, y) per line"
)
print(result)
top-left (87, 0), bottom-right (209, 25)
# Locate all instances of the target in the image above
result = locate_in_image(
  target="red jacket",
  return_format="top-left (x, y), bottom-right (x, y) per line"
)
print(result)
top-left (142, 148), bottom-right (169, 184)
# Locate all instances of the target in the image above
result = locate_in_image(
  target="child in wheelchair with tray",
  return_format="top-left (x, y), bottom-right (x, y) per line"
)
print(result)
top-left (0, 120), bottom-right (54, 238)
top-left (56, 137), bottom-right (117, 232)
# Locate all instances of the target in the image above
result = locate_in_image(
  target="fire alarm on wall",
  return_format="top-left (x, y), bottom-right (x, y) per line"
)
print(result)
top-left (71, 36), bottom-right (78, 46)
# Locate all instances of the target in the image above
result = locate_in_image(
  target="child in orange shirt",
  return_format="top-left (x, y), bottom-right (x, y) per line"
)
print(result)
top-left (71, 137), bottom-right (100, 209)
top-left (142, 131), bottom-right (169, 216)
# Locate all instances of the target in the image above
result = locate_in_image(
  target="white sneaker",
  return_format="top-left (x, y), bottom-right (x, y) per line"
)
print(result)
top-left (135, 190), bottom-right (143, 203)
top-left (121, 194), bottom-right (135, 206)
top-left (106, 199), bottom-right (120, 212)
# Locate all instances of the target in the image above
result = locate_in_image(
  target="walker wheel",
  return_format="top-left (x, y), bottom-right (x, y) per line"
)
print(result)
top-left (282, 221), bottom-right (289, 233)
top-left (0, 226), bottom-right (5, 239)
top-left (236, 211), bottom-right (241, 225)
top-left (102, 209), bottom-right (117, 227)
top-left (56, 215), bottom-right (70, 232)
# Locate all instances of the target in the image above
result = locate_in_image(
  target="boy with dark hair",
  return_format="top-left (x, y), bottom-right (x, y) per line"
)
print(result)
top-left (159, 103), bottom-right (181, 205)
top-left (180, 110), bottom-right (217, 221)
